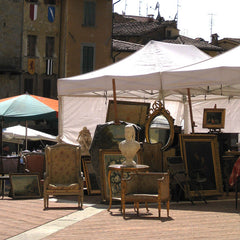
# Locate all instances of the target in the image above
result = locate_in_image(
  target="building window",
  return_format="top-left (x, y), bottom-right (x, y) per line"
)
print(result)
top-left (27, 35), bottom-right (37, 57)
top-left (44, 0), bottom-right (56, 4)
top-left (83, 1), bottom-right (96, 27)
top-left (46, 36), bottom-right (54, 58)
top-left (166, 30), bottom-right (171, 38)
top-left (43, 79), bottom-right (51, 97)
top-left (26, 0), bottom-right (38, 3)
top-left (81, 44), bottom-right (95, 74)
top-left (24, 78), bottom-right (33, 94)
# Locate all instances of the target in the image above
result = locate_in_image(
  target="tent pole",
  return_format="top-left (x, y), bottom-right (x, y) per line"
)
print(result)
top-left (187, 88), bottom-right (195, 133)
top-left (25, 120), bottom-right (28, 150)
top-left (159, 73), bottom-right (165, 107)
top-left (0, 119), bottom-right (2, 155)
top-left (112, 79), bottom-right (119, 124)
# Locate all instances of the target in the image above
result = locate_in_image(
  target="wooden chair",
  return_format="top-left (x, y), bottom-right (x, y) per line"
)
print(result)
top-left (121, 172), bottom-right (170, 219)
top-left (43, 143), bottom-right (83, 209)
top-left (24, 152), bottom-right (45, 178)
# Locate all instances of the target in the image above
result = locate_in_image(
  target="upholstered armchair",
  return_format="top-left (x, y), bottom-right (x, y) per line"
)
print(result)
top-left (121, 172), bottom-right (170, 219)
top-left (43, 143), bottom-right (83, 209)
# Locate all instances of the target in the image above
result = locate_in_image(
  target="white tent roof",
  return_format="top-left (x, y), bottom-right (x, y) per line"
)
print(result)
top-left (3, 125), bottom-right (58, 142)
top-left (57, 41), bottom-right (213, 144)
top-left (58, 41), bottom-right (210, 98)
top-left (162, 45), bottom-right (240, 96)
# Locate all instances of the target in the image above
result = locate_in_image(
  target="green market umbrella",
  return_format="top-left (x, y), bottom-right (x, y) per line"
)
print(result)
top-left (0, 94), bottom-right (58, 121)
top-left (0, 94), bottom-right (58, 151)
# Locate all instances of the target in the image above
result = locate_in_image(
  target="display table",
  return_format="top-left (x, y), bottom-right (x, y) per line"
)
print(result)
top-left (107, 164), bottom-right (149, 211)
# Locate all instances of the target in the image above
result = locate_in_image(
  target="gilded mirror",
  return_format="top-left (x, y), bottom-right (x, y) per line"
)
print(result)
top-left (145, 101), bottom-right (174, 151)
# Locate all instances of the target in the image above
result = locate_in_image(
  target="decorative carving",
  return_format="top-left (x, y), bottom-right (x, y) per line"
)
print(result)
top-left (119, 124), bottom-right (140, 166)
top-left (77, 127), bottom-right (92, 156)
top-left (145, 100), bottom-right (174, 151)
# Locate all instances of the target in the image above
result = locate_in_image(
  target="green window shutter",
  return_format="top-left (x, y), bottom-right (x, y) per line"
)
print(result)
top-left (82, 46), bottom-right (94, 74)
top-left (84, 1), bottom-right (96, 26)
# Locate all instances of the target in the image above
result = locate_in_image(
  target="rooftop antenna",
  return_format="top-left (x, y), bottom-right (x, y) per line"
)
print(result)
top-left (139, 0), bottom-right (143, 16)
top-left (209, 13), bottom-right (215, 39)
top-left (174, 0), bottom-right (180, 24)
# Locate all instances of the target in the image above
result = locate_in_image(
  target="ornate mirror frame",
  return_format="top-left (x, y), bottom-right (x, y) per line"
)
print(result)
top-left (145, 101), bottom-right (175, 151)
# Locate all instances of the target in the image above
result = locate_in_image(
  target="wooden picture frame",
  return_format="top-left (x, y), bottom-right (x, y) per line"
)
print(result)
top-left (202, 108), bottom-right (226, 129)
top-left (180, 134), bottom-right (223, 198)
top-left (106, 100), bottom-right (150, 126)
top-left (82, 157), bottom-right (101, 195)
top-left (99, 149), bottom-right (140, 201)
top-left (10, 173), bottom-right (41, 199)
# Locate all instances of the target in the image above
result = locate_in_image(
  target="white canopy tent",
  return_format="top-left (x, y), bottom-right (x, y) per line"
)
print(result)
top-left (161, 45), bottom-right (240, 135)
top-left (58, 41), bottom-right (240, 145)
top-left (58, 41), bottom-right (211, 144)
top-left (3, 125), bottom-right (58, 143)
top-left (58, 41), bottom-right (210, 98)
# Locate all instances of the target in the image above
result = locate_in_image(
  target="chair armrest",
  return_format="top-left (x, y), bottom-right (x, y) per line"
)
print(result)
top-left (157, 175), bottom-right (170, 200)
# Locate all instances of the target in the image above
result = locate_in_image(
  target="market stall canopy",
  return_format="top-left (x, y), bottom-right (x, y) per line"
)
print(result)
top-left (0, 94), bottom-right (58, 121)
top-left (3, 125), bottom-right (57, 142)
top-left (57, 41), bottom-right (212, 144)
top-left (161, 45), bottom-right (240, 96)
top-left (58, 41), bottom-right (211, 98)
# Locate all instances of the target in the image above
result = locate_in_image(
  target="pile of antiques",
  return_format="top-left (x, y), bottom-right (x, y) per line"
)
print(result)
top-left (1, 99), bottom-right (239, 215)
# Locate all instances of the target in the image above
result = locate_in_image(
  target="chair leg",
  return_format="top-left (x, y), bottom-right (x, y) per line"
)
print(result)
top-left (145, 202), bottom-right (149, 212)
top-left (158, 200), bottom-right (161, 218)
top-left (77, 196), bottom-right (81, 209)
top-left (134, 202), bottom-right (137, 212)
top-left (46, 195), bottom-right (49, 208)
top-left (136, 202), bottom-right (139, 215)
top-left (44, 194), bottom-right (48, 209)
top-left (122, 200), bottom-right (126, 219)
top-left (167, 200), bottom-right (170, 217)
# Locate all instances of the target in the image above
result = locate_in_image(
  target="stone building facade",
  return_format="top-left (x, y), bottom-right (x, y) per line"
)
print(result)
top-left (0, 0), bottom-right (113, 99)
top-left (0, 0), bottom-right (61, 99)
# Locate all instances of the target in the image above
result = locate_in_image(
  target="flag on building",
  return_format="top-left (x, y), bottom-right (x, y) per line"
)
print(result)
top-left (30, 4), bottom-right (38, 21)
top-left (46, 59), bottom-right (53, 75)
top-left (48, 6), bottom-right (55, 23)
top-left (28, 58), bottom-right (35, 75)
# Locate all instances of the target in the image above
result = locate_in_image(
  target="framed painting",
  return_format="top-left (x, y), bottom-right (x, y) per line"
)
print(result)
top-left (99, 149), bottom-right (140, 201)
top-left (202, 108), bottom-right (226, 129)
top-left (82, 157), bottom-right (101, 195)
top-left (10, 173), bottom-right (41, 199)
top-left (180, 134), bottom-right (223, 198)
top-left (106, 100), bottom-right (150, 126)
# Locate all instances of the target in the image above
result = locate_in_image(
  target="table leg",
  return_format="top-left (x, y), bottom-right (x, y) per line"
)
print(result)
top-left (107, 169), bottom-right (112, 211)
top-left (1, 180), bottom-right (4, 199)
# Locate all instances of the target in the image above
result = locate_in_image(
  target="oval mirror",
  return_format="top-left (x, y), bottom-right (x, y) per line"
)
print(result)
top-left (145, 101), bottom-right (174, 151)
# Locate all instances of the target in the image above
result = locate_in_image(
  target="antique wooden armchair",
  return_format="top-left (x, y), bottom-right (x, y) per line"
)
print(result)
top-left (43, 143), bottom-right (83, 209)
top-left (121, 172), bottom-right (170, 219)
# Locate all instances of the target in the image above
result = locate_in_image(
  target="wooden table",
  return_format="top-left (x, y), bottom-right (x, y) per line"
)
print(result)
top-left (107, 164), bottom-right (149, 211)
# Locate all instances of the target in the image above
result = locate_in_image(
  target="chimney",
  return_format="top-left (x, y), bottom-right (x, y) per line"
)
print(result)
top-left (147, 14), bottom-right (154, 22)
top-left (211, 33), bottom-right (219, 45)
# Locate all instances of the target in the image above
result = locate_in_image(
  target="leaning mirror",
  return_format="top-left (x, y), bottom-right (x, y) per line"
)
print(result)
top-left (145, 101), bottom-right (174, 151)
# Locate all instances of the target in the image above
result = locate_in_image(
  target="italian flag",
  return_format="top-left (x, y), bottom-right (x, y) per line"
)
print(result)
top-left (30, 4), bottom-right (38, 21)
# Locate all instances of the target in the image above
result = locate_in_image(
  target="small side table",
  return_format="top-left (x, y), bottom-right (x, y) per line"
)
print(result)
top-left (107, 164), bottom-right (149, 211)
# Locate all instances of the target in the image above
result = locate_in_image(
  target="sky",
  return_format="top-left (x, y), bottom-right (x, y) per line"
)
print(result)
top-left (113, 0), bottom-right (240, 42)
